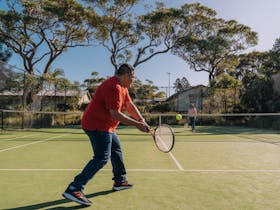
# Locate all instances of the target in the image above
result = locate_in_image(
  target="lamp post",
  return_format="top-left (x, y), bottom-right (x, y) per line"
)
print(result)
top-left (167, 72), bottom-right (171, 97)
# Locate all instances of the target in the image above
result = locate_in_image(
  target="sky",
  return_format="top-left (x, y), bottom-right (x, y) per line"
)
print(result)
top-left (3, 0), bottom-right (280, 95)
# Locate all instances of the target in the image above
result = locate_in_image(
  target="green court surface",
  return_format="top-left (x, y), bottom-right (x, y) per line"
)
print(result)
top-left (1, 126), bottom-right (280, 210)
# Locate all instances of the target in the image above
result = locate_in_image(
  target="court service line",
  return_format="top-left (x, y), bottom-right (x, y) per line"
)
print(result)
top-left (184, 169), bottom-right (280, 173)
top-left (0, 134), bottom-right (69, 153)
top-left (1, 168), bottom-right (280, 173)
top-left (0, 168), bottom-right (180, 172)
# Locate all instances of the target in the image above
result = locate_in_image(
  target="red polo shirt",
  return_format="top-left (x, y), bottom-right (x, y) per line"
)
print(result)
top-left (81, 76), bottom-right (131, 132)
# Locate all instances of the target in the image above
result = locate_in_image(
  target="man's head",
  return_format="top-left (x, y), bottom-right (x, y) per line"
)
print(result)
top-left (115, 63), bottom-right (135, 88)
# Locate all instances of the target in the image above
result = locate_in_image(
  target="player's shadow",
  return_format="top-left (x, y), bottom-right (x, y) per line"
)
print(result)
top-left (5, 189), bottom-right (114, 210)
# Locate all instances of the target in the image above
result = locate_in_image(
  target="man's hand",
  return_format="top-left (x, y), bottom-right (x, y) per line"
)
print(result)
top-left (136, 121), bottom-right (150, 133)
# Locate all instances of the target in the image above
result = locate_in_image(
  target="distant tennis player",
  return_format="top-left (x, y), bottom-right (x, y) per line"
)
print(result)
top-left (63, 64), bottom-right (150, 206)
top-left (188, 103), bottom-right (197, 132)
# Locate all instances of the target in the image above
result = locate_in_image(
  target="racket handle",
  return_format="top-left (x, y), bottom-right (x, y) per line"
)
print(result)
top-left (149, 129), bottom-right (155, 136)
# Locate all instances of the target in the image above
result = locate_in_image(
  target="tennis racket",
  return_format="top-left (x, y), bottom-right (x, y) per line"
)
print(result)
top-left (149, 124), bottom-right (175, 153)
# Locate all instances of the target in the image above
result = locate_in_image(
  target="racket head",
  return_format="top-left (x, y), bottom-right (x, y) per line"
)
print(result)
top-left (152, 124), bottom-right (175, 153)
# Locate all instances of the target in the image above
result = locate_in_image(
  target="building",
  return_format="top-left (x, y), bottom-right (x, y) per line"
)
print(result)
top-left (0, 89), bottom-right (91, 110)
top-left (0, 64), bottom-right (9, 90)
top-left (167, 85), bottom-right (208, 112)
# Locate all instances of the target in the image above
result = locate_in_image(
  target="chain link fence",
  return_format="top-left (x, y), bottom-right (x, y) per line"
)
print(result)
top-left (0, 60), bottom-right (242, 114)
top-left (0, 61), bottom-right (90, 112)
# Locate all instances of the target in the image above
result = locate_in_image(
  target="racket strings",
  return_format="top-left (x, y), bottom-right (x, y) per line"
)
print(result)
top-left (154, 126), bottom-right (174, 152)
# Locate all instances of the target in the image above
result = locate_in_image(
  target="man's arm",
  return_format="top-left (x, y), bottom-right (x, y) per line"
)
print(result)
top-left (194, 108), bottom-right (198, 119)
top-left (125, 101), bottom-right (145, 122)
top-left (109, 109), bottom-right (149, 132)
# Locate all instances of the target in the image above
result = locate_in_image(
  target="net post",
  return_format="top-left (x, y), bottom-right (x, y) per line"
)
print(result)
top-left (21, 111), bottom-right (24, 129)
top-left (1, 110), bottom-right (3, 130)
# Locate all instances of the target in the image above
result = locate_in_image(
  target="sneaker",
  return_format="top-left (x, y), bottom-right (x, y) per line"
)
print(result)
top-left (112, 181), bottom-right (133, 191)
top-left (62, 187), bottom-right (92, 206)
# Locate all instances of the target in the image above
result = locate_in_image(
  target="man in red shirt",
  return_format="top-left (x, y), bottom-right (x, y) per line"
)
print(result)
top-left (63, 64), bottom-right (150, 206)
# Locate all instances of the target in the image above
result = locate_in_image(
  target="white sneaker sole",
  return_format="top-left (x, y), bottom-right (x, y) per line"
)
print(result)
top-left (62, 192), bottom-right (92, 206)
top-left (112, 185), bottom-right (133, 191)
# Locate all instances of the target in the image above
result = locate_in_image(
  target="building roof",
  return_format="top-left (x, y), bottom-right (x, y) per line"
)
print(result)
top-left (0, 90), bottom-right (90, 98)
top-left (167, 85), bottom-right (208, 100)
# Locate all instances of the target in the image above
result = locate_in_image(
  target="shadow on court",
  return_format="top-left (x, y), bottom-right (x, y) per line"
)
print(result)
top-left (5, 189), bottom-right (114, 210)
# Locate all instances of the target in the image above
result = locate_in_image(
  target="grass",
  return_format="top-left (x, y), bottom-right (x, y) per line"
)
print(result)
top-left (1, 126), bottom-right (280, 210)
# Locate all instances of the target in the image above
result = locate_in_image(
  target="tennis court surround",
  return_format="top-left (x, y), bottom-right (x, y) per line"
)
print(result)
top-left (1, 113), bottom-right (280, 209)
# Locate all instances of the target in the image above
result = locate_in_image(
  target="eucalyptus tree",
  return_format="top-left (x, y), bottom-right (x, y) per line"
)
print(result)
top-left (172, 16), bottom-right (258, 85)
top-left (83, 71), bottom-right (106, 94)
top-left (0, 41), bottom-right (11, 62)
top-left (0, 36), bottom-right (12, 92)
top-left (234, 52), bottom-right (268, 81)
top-left (272, 37), bottom-right (280, 53)
top-left (211, 74), bottom-right (242, 112)
top-left (84, 1), bottom-right (219, 72)
top-left (129, 78), bottom-right (165, 112)
top-left (41, 68), bottom-right (70, 91)
top-left (0, 0), bottom-right (95, 107)
top-left (130, 79), bottom-right (160, 100)
top-left (267, 38), bottom-right (280, 98)
top-left (233, 51), bottom-right (276, 112)
top-left (264, 37), bottom-right (280, 74)
top-left (240, 73), bottom-right (273, 112)
top-left (85, 0), bottom-right (175, 70)
top-left (174, 77), bottom-right (191, 92)
top-left (0, 37), bottom-right (12, 89)
top-left (235, 39), bottom-right (280, 112)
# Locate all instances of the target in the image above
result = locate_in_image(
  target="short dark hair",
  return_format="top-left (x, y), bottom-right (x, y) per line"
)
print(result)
top-left (115, 63), bottom-right (134, 76)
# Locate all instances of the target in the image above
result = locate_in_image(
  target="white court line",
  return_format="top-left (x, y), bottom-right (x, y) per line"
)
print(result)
top-left (0, 134), bottom-right (69, 153)
top-left (168, 152), bottom-right (184, 171)
top-left (0, 168), bottom-right (180, 172)
top-left (155, 131), bottom-right (184, 171)
top-left (184, 169), bottom-right (280, 173)
top-left (0, 134), bottom-right (37, 143)
top-left (1, 168), bottom-right (280, 173)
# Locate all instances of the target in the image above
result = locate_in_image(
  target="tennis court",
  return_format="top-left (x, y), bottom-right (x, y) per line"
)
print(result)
top-left (1, 125), bottom-right (280, 210)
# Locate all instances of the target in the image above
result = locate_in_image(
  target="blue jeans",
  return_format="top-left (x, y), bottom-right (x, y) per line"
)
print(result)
top-left (70, 129), bottom-right (127, 190)
top-left (189, 117), bottom-right (195, 130)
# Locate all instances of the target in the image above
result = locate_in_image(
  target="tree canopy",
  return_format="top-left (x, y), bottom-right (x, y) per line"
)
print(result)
top-left (0, 0), bottom-right (95, 75)
top-left (172, 17), bottom-right (258, 85)
top-left (1, 0), bottom-right (280, 113)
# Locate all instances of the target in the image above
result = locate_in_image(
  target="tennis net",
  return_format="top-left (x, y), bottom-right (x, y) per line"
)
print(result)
top-left (1, 110), bottom-right (280, 131)
top-left (145, 113), bottom-right (280, 130)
